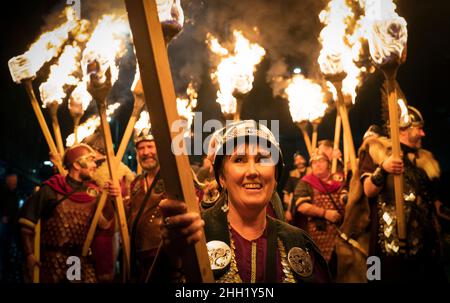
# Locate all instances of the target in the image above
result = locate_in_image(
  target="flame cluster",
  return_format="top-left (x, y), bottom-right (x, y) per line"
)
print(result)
top-left (176, 82), bottom-right (198, 137)
top-left (318, 0), bottom-right (366, 104)
top-left (284, 75), bottom-right (328, 123)
top-left (361, 0), bottom-right (407, 66)
top-left (66, 103), bottom-right (121, 147)
top-left (8, 7), bottom-right (78, 82)
top-left (80, 15), bottom-right (129, 86)
top-left (207, 30), bottom-right (266, 115)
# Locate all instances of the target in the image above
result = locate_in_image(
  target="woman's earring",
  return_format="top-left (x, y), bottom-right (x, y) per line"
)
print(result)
top-left (221, 188), bottom-right (229, 213)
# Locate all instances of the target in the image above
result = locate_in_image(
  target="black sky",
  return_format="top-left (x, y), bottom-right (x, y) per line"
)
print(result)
top-left (1, 0), bottom-right (449, 194)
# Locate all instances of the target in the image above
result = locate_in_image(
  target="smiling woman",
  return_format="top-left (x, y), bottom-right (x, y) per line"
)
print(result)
top-left (158, 120), bottom-right (331, 283)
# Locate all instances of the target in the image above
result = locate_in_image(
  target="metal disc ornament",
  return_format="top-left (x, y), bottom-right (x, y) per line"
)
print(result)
top-left (287, 247), bottom-right (313, 277)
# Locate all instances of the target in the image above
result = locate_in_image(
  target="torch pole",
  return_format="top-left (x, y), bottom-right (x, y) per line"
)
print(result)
top-left (24, 80), bottom-right (66, 175)
top-left (296, 121), bottom-right (313, 157)
top-left (95, 100), bottom-right (131, 276)
top-left (331, 81), bottom-right (357, 173)
top-left (125, 0), bottom-right (214, 282)
top-left (343, 127), bottom-right (349, 179)
top-left (116, 88), bottom-right (145, 162)
top-left (383, 67), bottom-right (406, 245)
top-left (49, 102), bottom-right (65, 157)
top-left (82, 88), bottom-right (145, 258)
top-left (33, 221), bottom-right (40, 283)
top-left (331, 111), bottom-right (342, 174)
top-left (311, 120), bottom-right (321, 152)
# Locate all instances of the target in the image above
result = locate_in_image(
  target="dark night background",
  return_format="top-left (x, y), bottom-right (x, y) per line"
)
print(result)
top-left (0, 0), bottom-right (449, 202)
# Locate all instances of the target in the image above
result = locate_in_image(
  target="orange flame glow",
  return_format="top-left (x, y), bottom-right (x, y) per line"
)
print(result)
top-left (207, 30), bottom-right (266, 115)
top-left (176, 82), bottom-right (198, 137)
top-left (8, 7), bottom-right (78, 82)
top-left (284, 75), bottom-right (328, 123)
top-left (69, 81), bottom-right (92, 115)
top-left (81, 15), bottom-right (129, 86)
top-left (66, 102), bottom-right (120, 146)
top-left (39, 44), bottom-right (81, 107)
top-left (318, 0), bottom-right (365, 103)
top-left (362, 0), bottom-right (407, 66)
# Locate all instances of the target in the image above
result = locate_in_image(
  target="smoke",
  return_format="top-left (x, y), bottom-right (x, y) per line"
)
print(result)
top-left (168, 0), bottom-right (208, 95)
top-left (79, 0), bottom-right (134, 110)
top-left (42, 0), bottom-right (330, 101)
top-left (169, 0), bottom-right (327, 98)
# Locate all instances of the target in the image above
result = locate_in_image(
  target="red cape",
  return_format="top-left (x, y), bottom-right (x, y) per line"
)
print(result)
top-left (43, 174), bottom-right (99, 203)
top-left (301, 173), bottom-right (343, 194)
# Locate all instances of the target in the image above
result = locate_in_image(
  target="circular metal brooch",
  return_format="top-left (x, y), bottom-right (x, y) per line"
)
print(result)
top-left (287, 247), bottom-right (313, 278)
top-left (206, 240), bottom-right (232, 270)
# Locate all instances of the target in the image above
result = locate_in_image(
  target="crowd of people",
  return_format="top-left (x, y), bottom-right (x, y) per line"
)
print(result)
top-left (0, 105), bottom-right (449, 283)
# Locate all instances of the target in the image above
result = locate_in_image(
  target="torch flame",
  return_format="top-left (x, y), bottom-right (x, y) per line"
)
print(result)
top-left (81, 15), bottom-right (129, 86)
top-left (39, 15), bottom-right (91, 108)
top-left (362, 0), bottom-right (407, 66)
top-left (66, 102), bottom-right (120, 146)
top-left (39, 44), bottom-right (81, 107)
top-left (284, 75), bottom-right (328, 123)
top-left (176, 82), bottom-right (198, 137)
top-left (69, 81), bottom-right (92, 115)
top-left (8, 7), bottom-right (78, 82)
top-left (156, 0), bottom-right (184, 27)
top-left (207, 30), bottom-right (266, 115)
top-left (318, 0), bottom-right (365, 104)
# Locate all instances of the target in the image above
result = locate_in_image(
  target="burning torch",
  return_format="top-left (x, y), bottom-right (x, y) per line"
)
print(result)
top-left (366, 0), bottom-right (408, 247)
top-left (68, 82), bottom-right (92, 144)
top-left (284, 74), bottom-right (327, 157)
top-left (208, 31), bottom-right (265, 122)
top-left (7, 7), bottom-right (78, 283)
top-left (8, 58), bottom-right (66, 176)
top-left (85, 59), bottom-right (131, 276)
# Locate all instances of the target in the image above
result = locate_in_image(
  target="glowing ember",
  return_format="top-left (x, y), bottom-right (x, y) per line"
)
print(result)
top-left (318, 0), bottom-right (365, 103)
top-left (81, 15), bottom-right (129, 86)
top-left (362, 0), bottom-right (407, 66)
top-left (8, 7), bottom-right (78, 83)
top-left (176, 83), bottom-right (198, 137)
top-left (284, 75), bottom-right (328, 123)
top-left (66, 102), bottom-right (120, 146)
top-left (207, 30), bottom-right (266, 115)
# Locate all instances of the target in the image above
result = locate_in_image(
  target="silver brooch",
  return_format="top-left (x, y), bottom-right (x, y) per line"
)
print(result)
top-left (207, 240), bottom-right (232, 270)
top-left (287, 247), bottom-right (313, 278)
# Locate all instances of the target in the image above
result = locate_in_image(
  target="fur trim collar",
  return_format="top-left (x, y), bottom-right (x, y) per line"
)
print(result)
top-left (361, 136), bottom-right (440, 180)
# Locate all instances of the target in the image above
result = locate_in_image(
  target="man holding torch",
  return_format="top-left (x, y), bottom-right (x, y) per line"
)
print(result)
top-left (18, 144), bottom-right (120, 283)
top-left (359, 106), bottom-right (446, 282)
top-left (126, 126), bottom-right (165, 282)
top-left (81, 131), bottom-right (135, 282)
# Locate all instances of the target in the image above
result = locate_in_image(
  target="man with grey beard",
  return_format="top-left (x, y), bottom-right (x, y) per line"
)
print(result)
top-left (126, 126), bottom-right (165, 282)
top-left (360, 106), bottom-right (447, 282)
